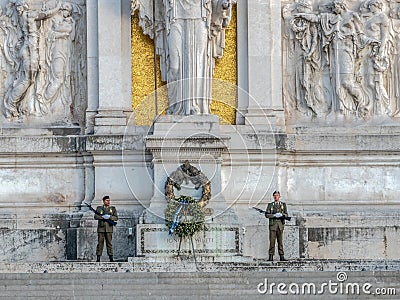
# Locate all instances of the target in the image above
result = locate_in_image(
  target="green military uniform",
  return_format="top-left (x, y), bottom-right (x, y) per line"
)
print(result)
top-left (265, 201), bottom-right (288, 257)
top-left (94, 205), bottom-right (118, 257)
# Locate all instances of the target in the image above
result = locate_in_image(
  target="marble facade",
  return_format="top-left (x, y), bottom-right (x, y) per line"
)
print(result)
top-left (0, 0), bottom-right (399, 262)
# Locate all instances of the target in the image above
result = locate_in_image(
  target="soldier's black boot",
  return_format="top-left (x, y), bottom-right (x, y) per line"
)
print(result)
top-left (268, 255), bottom-right (273, 261)
top-left (280, 255), bottom-right (287, 261)
top-left (96, 256), bottom-right (100, 262)
top-left (109, 255), bottom-right (114, 262)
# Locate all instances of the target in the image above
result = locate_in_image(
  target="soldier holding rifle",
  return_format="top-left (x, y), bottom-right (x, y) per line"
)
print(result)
top-left (94, 196), bottom-right (118, 262)
top-left (265, 191), bottom-right (288, 262)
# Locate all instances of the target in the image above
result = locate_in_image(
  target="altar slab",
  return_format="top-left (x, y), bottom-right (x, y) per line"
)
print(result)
top-left (136, 224), bottom-right (241, 257)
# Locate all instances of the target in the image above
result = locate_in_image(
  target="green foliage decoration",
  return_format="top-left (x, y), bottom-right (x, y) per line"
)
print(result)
top-left (165, 195), bottom-right (205, 238)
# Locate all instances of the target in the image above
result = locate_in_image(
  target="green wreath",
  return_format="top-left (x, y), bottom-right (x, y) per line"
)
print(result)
top-left (165, 195), bottom-right (205, 238)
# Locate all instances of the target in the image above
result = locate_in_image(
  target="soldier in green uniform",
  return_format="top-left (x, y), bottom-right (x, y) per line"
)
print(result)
top-left (95, 195), bottom-right (118, 262)
top-left (265, 191), bottom-right (288, 262)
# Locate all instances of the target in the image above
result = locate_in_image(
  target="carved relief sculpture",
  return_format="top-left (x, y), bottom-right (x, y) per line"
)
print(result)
top-left (132, 0), bottom-right (234, 115)
top-left (283, 0), bottom-right (400, 120)
top-left (0, 0), bottom-right (85, 125)
top-left (0, 6), bottom-right (15, 104)
top-left (360, 0), bottom-right (391, 115)
top-left (390, 3), bottom-right (400, 115)
top-left (42, 2), bottom-right (75, 119)
top-left (283, 0), bottom-right (328, 116)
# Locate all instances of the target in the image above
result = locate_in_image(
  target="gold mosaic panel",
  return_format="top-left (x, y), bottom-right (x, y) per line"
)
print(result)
top-left (131, 6), bottom-right (238, 125)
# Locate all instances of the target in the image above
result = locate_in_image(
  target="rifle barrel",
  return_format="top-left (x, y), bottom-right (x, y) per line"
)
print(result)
top-left (252, 207), bottom-right (291, 221)
top-left (83, 203), bottom-right (117, 226)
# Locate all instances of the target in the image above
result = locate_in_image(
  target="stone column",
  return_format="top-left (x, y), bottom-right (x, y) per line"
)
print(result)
top-left (95, 0), bottom-right (133, 134)
top-left (236, 0), bottom-right (248, 125)
top-left (85, 0), bottom-right (99, 134)
top-left (243, 0), bottom-right (285, 132)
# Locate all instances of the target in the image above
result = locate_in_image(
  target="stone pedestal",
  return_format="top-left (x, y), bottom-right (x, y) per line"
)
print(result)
top-left (137, 115), bottom-right (241, 258)
top-left (136, 224), bottom-right (241, 257)
top-left (241, 218), bottom-right (299, 260)
top-left (143, 115), bottom-right (235, 223)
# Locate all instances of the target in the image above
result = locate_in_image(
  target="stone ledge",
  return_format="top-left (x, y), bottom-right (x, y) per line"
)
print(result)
top-left (0, 259), bottom-right (399, 273)
top-left (153, 115), bottom-right (221, 135)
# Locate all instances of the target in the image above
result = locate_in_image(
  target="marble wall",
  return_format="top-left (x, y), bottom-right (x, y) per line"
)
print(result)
top-left (0, 0), bottom-right (399, 262)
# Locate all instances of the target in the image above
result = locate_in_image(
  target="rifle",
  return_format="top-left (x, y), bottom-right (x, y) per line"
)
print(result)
top-left (252, 207), bottom-right (291, 221)
top-left (83, 202), bottom-right (117, 226)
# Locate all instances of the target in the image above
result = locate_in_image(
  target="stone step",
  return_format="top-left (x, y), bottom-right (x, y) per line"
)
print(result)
top-left (2, 258), bottom-right (400, 273)
top-left (0, 272), bottom-right (398, 287)
top-left (0, 261), bottom-right (398, 299)
top-left (0, 285), bottom-right (397, 299)
top-left (0, 285), bottom-right (398, 299)
top-left (0, 269), bottom-right (398, 279)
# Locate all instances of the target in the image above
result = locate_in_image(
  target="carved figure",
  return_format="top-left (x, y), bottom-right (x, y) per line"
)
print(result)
top-left (0, 0), bottom-right (84, 125)
top-left (4, 0), bottom-right (62, 119)
top-left (292, 0), bottom-right (376, 116)
top-left (390, 4), bottom-right (400, 115)
top-left (283, 0), bottom-right (400, 119)
top-left (284, 0), bottom-right (327, 117)
top-left (0, 6), bottom-right (12, 104)
top-left (42, 2), bottom-right (75, 121)
top-left (320, 0), bottom-right (368, 115)
top-left (132, 0), bottom-right (233, 115)
top-left (361, 0), bottom-right (391, 115)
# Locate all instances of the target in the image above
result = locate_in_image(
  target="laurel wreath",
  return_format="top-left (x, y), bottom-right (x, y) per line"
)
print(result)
top-left (165, 161), bottom-right (211, 208)
top-left (165, 195), bottom-right (205, 238)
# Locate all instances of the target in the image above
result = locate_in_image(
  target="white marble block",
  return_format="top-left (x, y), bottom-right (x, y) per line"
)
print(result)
top-left (136, 224), bottom-right (241, 257)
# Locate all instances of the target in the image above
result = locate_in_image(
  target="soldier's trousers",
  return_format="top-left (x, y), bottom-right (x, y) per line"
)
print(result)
top-left (269, 227), bottom-right (284, 256)
top-left (96, 232), bottom-right (113, 256)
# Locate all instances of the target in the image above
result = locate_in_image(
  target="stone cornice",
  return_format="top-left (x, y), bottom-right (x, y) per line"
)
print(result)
top-left (1, 132), bottom-right (400, 154)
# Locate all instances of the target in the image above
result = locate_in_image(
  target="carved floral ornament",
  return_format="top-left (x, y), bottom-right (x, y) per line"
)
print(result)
top-left (165, 160), bottom-right (211, 208)
top-left (282, 0), bottom-right (400, 119)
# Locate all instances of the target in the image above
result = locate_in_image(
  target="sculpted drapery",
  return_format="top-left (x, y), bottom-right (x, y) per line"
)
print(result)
top-left (283, 0), bottom-right (400, 119)
top-left (0, 0), bottom-right (84, 125)
top-left (132, 0), bottom-right (233, 115)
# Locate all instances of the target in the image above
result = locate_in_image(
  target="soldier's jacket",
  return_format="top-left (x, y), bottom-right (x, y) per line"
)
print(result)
top-left (265, 201), bottom-right (288, 230)
top-left (94, 205), bottom-right (118, 233)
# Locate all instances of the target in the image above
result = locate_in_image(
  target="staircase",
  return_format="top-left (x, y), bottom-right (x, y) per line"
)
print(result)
top-left (0, 260), bottom-right (398, 299)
